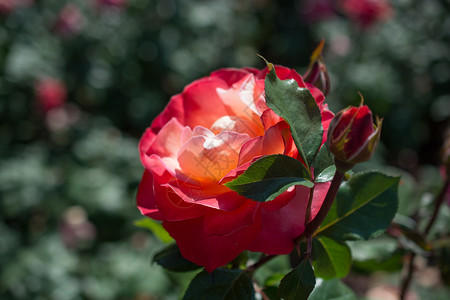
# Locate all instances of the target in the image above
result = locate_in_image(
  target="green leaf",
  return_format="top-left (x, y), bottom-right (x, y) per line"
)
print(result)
top-left (313, 144), bottom-right (335, 180)
top-left (153, 243), bottom-right (202, 272)
top-left (309, 279), bottom-right (357, 300)
top-left (264, 65), bottom-right (323, 168)
top-left (315, 165), bottom-right (336, 183)
top-left (312, 236), bottom-right (351, 280)
top-left (279, 259), bottom-right (316, 300)
top-left (348, 237), bottom-right (403, 273)
top-left (263, 286), bottom-right (281, 300)
top-left (225, 155), bottom-right (313, 202)
top-left (438, 247), bottom-right (450, 286)
top-left (134, 218), bottom-right (173, 243)
top-left (263, 273), bottom-right (284, 300)
top-left (183, 268), bottom-right (255, 300)
top-left (317, 171), bottom-right (400, 241)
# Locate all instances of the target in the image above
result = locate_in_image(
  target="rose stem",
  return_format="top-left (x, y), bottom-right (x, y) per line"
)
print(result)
top-left (424, 178), bottom-right (450, 235)
top-left (303, 170), bottom-right (345, 238)
top-left (246, 254), bottom-right (277, 273)
top-left (399, 177), bottom-right (450, 300)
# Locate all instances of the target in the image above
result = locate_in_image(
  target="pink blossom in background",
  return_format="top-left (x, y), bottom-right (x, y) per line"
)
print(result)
top-left (0, 0), bottom-right (33, 14)
top-left (339, 0), bottom-right (393, 28)
top-left (35, 78), bottom-right (67, 112)
top-left (53, 4), bottom-right (83, 38)
top-left (60, 206), bottom-right (96, 249)
top-left (299, 0), bottom-right (337, 24)
top-left (95, 0), bottom-right (127, 9)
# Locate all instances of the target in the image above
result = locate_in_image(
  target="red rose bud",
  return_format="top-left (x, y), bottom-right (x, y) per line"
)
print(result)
top-left (328, 104), bottom-right (382, 171)
top-left (303, 40), bottom-right (330, 97)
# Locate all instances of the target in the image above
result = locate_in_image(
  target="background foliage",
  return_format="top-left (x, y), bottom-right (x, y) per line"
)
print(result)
top-left (0, 0), bottom-right (449, 299)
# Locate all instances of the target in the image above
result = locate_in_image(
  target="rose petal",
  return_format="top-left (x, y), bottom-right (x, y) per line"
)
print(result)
top-left (163, 212), bottom-right (262, 272)
top-left (309, 181), bottom-right (332, 220)
top-left (147, 118), bottom-right (184, 159)
top-left (344, 105), bottom-right (374, 155)
top-left (139, 127), bottom-right (157, 167)
top-left (216, 74), bottom-right (264, 137)
top-left (203, 200), bottom-right (259, 236)
top-left (150, 178), bottom-right (207, 222)
top-left (151, 93), bottom-right (185, 133)
top-left (167, 180), bottom-right (247, 211)
top-left (178, 130), bottom-right (250, 182)
top-left (246, 181), bottom-right (330, 254)
top-left (136, 171), bottom-right (164, 220)
top-left (260, 109), bottom-right (283, 131)
top-left (238, 122), bottom-right (287, 165)
top-left (256, 65), bottom-right (306, 88)
top-left (210, 68), bottom-right (259, 87)
top-left (181, 77), bottom-right (231, 129)
top-left (246, 185), bottom-right (311, 254)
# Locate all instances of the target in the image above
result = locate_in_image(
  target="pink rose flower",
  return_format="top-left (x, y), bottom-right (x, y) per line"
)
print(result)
top-left (339, 0), bottom-right (393, 28)
top-left (137, 67), bottom-right (334, 272)
top-left (35, 78), bottom-right (67, 112)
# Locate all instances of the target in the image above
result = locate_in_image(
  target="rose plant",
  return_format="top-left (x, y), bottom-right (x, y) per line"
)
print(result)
top-left (136, 52), bottom-right (401, 299)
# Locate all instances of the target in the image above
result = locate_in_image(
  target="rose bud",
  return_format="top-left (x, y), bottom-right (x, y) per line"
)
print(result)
top-left (303, 40), bottom-right (330, 97)
top-left (328, 103), bottom-right (382, 171)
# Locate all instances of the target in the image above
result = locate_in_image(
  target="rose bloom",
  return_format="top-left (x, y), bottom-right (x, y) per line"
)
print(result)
top-left (137, 67), bottom-right (333, 271)
top-left (339, 0), bottom-right (393, 28)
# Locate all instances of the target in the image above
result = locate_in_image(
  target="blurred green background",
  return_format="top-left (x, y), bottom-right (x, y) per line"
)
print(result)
top-left (0, 0), bottom-right (449, 299)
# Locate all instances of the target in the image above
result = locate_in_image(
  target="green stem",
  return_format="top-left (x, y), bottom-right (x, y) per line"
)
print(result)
top-left (424, 178), bottom-right (450, 235)
top-left (245, 254), bottom-right (277, 273)
top-left (400, 177), bottom-right (450, 300)
top-left (304, 170), bottom-right (345, 237)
